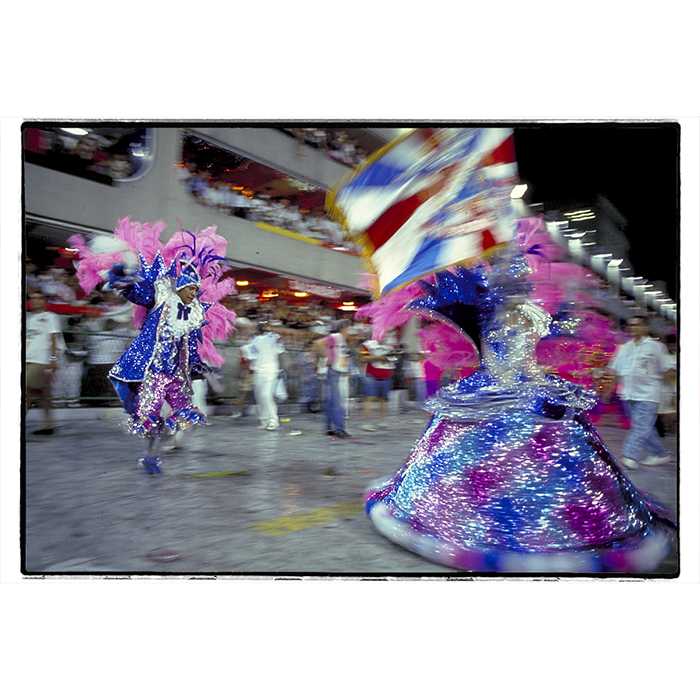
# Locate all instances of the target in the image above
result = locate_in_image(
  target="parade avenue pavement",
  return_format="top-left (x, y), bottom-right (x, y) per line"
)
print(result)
top-left (23, 407), bottom-right (679, 576)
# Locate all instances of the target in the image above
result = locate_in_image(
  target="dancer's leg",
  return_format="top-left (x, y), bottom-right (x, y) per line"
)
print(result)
top-left (141, 434), bottom-right (162, 474)
top-left (134, 373), bottom-right (169, 430)
top-left (147, 435), bottom-right (160, 457)
top-left (192, 378), bottom-right (208, 418)
top-left (164, 375), bottom-right (206, 430)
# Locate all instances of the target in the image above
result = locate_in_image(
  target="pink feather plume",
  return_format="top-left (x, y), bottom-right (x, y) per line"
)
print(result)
top-left (70, 219), bottom-right (238, 366)
top-left (113, 218), bottom-right (166, 263)
top-left (67, 234), bottom-right (124, 294)
top-left (355, 280), bottom-right (426, 340)
top-left (417, 323), bottom-right (479, 372)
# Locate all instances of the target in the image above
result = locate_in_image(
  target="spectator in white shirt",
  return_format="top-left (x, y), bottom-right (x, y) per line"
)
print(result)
top-left (26, 290), bottom-right (64, 435)
top-left (84, 296), bottom-right (133, 405)
top-left (242, 321), bottom-right (285, 430)
top-left (607, 315), bottom-right (675, 469)
top-left (39, 268), bottom-right (76, 303)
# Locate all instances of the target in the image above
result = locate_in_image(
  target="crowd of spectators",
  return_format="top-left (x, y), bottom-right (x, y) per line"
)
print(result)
top-left (280, 128), bottom-right (370, 167)
top-left (177, 162), bottom-right (356, 251)
top-left (28, 248), bottom-right (676, 441)
top-left (26, 259), bottom-right (136, 408)
top-left (24, 127), bottom-right (147, 183)
top-left (25, 253), bottom-right (374, 410)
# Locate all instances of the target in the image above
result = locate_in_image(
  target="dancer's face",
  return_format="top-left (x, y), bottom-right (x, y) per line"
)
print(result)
top-left (177, 285), bottom-right (198, 305)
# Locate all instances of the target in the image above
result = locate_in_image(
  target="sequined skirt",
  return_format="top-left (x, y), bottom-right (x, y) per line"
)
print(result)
top-left (365, 399), bottom-right (674, 574)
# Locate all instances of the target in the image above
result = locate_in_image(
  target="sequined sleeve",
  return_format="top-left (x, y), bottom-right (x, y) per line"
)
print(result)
top-left (188, 328), bottom-right (204, 370)
top-left (122, 279), bottom-right (156, 308)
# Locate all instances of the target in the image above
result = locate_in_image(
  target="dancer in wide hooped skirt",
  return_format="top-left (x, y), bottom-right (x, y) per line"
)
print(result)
top-left (328, 127), bottom-right (676, 574)
top-left (70, 219), bottom-right (236, 474)
top-left (363, 264), bottom-right (675, 573)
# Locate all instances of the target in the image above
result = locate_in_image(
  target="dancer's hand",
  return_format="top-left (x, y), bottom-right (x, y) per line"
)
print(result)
top-left (106, 263), bottom-right (142, 290)
top-left (191, 362), bottom-right (212, 378)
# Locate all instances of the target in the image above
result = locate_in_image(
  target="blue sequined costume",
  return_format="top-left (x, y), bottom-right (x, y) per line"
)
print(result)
top-left (365, 260), bottom-right (676, 574)
top-left (108, 253), bottom-right (210, 437)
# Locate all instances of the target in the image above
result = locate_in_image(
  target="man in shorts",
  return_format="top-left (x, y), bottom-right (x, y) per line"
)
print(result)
top-left (359, 333), bottom-right (398, 432)
top-left (26, 289), bottom-right (63, 435)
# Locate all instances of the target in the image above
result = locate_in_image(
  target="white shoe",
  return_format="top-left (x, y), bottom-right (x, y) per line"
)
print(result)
top-left (361, 424), bottom-right (377, 432)
top-left (230, 411), bottom-right (242, 419)
top-left (377, 422), bottom-right (389, 429)
top-left (265, 423), bottom-right (279, 431)
top-left (640, 454), bottom-right (672, 466)
top-left (622, 457), bottom-right (639, 470)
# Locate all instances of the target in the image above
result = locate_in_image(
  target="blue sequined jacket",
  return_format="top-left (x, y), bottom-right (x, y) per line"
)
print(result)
top-left (108, 255), bottom-right (209, 384)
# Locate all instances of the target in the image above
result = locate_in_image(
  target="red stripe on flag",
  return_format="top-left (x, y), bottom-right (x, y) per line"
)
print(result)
top-left (414, 127), bottom-right (436, 144)
top-left (481, 229), bottom-right (497, 251)
top-left (414, 128), bottom-right (442, 154)
top-left (365, 191), bottom-right (427, 252)
top-left (364, 165), bottom-right (458, 252)
top-left (480, 134), bottom-right (516, 167)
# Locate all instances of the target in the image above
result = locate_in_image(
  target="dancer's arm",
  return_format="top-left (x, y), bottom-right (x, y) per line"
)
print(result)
top-left (107, 264), bottom-right (155, 308)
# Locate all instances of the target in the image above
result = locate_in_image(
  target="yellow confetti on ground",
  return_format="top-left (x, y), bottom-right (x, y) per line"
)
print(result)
top-left (188, 470), bottom-right (251, 479)
top-left (251, 500), bottom-right (364, 536)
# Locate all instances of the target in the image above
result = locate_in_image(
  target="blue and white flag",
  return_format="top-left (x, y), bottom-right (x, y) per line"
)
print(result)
top-left (327, 127), bottom-right (519, 296)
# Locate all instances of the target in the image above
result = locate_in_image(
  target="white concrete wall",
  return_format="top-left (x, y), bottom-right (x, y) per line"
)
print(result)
top-left (188, 127), bottom-right (349, 189)
top-left (24, 128), bottom-right (365, 289)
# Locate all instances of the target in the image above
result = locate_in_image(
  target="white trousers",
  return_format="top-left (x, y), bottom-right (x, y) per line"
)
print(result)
top-left (254, 371), bottom-right (279, 427)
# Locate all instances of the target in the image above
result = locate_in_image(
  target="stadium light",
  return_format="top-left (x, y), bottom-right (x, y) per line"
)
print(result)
top-left (61, 127), bottom-right (89, 136)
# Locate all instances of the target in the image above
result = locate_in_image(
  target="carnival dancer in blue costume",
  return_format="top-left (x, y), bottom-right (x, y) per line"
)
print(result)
top-left (364, 256), bottom-right (675, 573)
top-left (328, 127), bottom-right (676, 573)
top-left (69, 220), bottom-right (237, 475)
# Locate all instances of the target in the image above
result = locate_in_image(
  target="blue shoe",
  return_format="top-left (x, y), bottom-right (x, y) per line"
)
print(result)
top-left (140, 456), bottom-right (162, 475)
